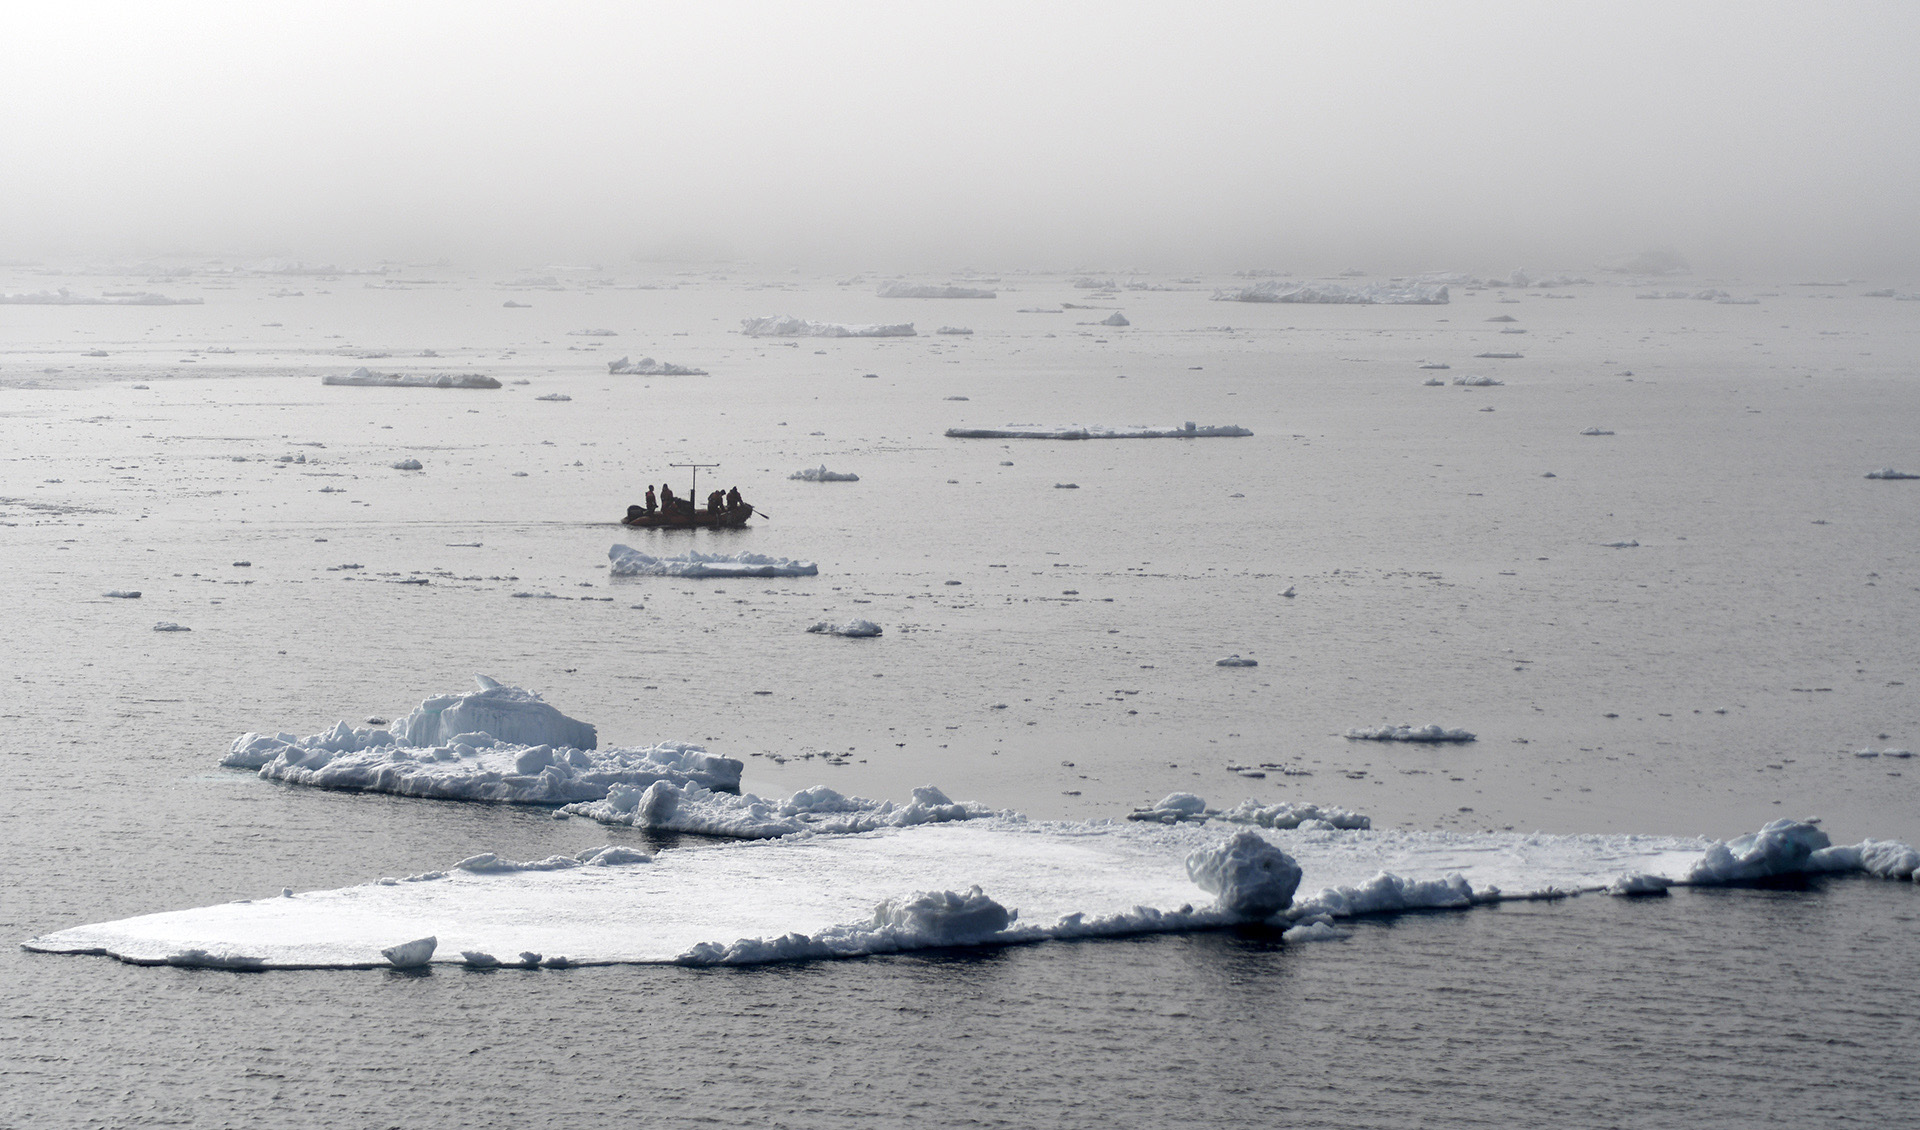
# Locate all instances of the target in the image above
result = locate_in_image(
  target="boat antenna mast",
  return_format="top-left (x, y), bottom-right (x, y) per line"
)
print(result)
top-left (670, 462), bottom-right (721, 506)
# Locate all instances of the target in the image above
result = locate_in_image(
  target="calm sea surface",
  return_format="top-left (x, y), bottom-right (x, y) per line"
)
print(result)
top-left (3, 267), bottom-right (1917, 1126)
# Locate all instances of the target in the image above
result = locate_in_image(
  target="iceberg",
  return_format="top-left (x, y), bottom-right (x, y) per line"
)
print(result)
top-left (323, 368), bottom-right (501, 389)
top-left (24, 814), bottom-right (1915, 969)
top-left (1346, 724), bottom-right (1476, 743)
top-left (945, 422), bottom-right (1251, 440)
top-left (789, 465), bottom-right (860, 482)
top-left (876, 283), bottom-right (995, 299)
top-left (607, 356), bottom-right (707, 376)
top-left (608, 544), bottom-right (818, 578)
top-left (740, 315), bottom-right (915, 338)
top-left (562, 782), bottom-right (995, 839)
top-left (1212, 281), bottom-right (1448, 305)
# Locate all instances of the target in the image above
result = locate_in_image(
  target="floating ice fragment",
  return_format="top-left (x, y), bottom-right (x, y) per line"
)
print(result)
top-left (533, 393), bottom-right (571, 402)
top-left (1452, 375), bottom-right (1504, 386)
top-left (1602, 540), bottom-right (1640, 548)
top-left (946, 422), bottom-right (1250, 440)
top-left (565, 781), bottom-right (994, 839)
top-left (877, 283), bottom-right (995, 299)
top-left (1100, 311), bottom-right (1129, 326)
top-left (1216, 655), bottom-right (1257, 667)
top-left (381, 936), bottom-right (436, 969)
top-left (608, 356), bottom-right (707, 376)
top-left (1607, 873), bottom-right (1672, 897)
top-left (391, 458), bottom-right (424, 470)
top-left (326, 368), bottom-right (500, 389)
top-left (104, 590), bottom-right (141, 599)
top-left (741, 315), bottom-right (915, 338)
top-left (1212, 281), bottom-right (1448, 305)
top-left (608, 545), bottom-right (818, 578)
top-left (1865, 468), bottom-right (1919, 480)
top-left (790, 465), bottom-right (859, 482)
top-left (1579, 427), bottom-right (1614, 436)
top-left (1186, 831), bottom-right (1303, 918)
top-left (1282, 920), bottom-right (1350, 942)
top-left (1054, 483), bottom-right (1079, 489)
top-left (152, 622), bottom-right (190, 632)
top-left (936, 327), bottom-right (973, 335)
top-left (808, 620), bottom-right (882, 637)
top-left (1345, 725), bottom-right (1476, 743)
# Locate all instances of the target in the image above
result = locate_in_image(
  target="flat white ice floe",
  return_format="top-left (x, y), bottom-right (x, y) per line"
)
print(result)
top-left (1211, 281), bottom-right (1449, 305)
top-left (876, 283), bottom-right (995, 299)
top-left (789, 465), bottom-right (859, 482)
top-left (607, 356), bottom-right (707, 376)
top-left (740, 315), bottom-right (916, 338)
top-left (1864, 468), bottom-right (1919, 479)
top-left (608, 544), bottom-right (818, 578)
top-left (323, 367), bottom-right (501, 389)
top-left (563, 782), bottom-right (996, 839)
top-left (28, 815), bottom-right (1913, 969)
top-left (1346, 724), bottom-right (1477, 743)
top-left (808, 619), bottom-right (881, 637)
top-left (221, 677), bottom-right (741, 803)
top-left (945, 422), bottom-right (1251, 440)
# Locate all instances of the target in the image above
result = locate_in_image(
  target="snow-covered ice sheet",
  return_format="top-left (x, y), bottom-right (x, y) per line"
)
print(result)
top-left (1211, 281), bottom-right (1448, 305)
top-left (740, 315), bottom-right (915, 338)
top-left (24, 815), bottom-right (1912, 969)
top-left (608, 544), bottom-right (818, 578)
top-left (222, 678), bottom-right (741, 803)
top-left (945, 423), bottom-right (1251, 440)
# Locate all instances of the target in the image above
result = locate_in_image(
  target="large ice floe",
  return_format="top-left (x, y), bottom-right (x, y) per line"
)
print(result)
top-left (1211, 281), bottom-right (1448, 305)
top-left (945, 422), bottom-right (1252, 440)
top-left (876, 282), bottom-right (995, 299)
top-left (606, 356), bottom-right (707, 376)
top-left (740, 315), bottom-right (915, 338)
top-left (222, 677), bottom-right (741, 804)
top-left (608, 545), bottom-right (818, 578)
top-left (25, 810), bottom-right (1915, 969)
top-left (323, 367), bottom-right (501, 389)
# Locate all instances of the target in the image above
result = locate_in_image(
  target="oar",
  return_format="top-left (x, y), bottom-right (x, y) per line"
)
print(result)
top-left (752, 509), bottom-right (772, 520)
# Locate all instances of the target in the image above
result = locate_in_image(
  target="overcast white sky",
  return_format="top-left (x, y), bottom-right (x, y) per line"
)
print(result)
top-left (3, 1), bottom-right (1916, 274)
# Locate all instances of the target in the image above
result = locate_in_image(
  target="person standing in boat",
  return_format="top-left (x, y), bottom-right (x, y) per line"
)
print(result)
top-left (644, 485), bottom-right (657, 514)
top-left (660, 483), bottom-right (675, 513)
top-left (726, 485), bottom-right (742, 511)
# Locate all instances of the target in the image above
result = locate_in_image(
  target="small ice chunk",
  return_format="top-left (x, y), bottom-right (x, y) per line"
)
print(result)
top-left (1345, 724), bottom-right (1476, 743)
top-left (1607, 873), bottom-right (1672, 897)
top-left (1216, 655), bottom-right (1258, 667)
top-left (608, 545), bottom-right (818, 578)
top-left (1579, 427), bottom-right (1614, 436)
top-left (104, 590), bottom-right (142, 599)
top-left (152, 622), bottom-right (190, 632)
top-left (1186, 831), bottom-right (1303, 919)
top-left (807, 620), bottom-right (882, 637)
top-left (1865, 468), bottom-right (1919, 480)
top-left (392, 458), bottom-right (424, 470)
top-left (1100, 311), bottom-right (1129, 326)
top-left (381, 936), bottom-right (436, 969)
top-left (789, 465), bottom-right (860, 482)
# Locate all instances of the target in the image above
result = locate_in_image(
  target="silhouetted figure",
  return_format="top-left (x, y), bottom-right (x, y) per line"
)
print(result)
top-left (644, 486), bottom-right (656, 513)
top-left (726, 486), bottom-right (742, 510)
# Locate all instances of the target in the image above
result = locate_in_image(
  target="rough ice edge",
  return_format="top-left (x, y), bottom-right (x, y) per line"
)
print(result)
top-left (563, 782), bottom-right (995, 840)
top-left (608, 544), bottom-right (818, 578)
top-left (324, 367), bottom-right (500, 389)
top-left (1211, 281), bottom-right (1448, 305)
top-left (808, 619), bottom-right (881, 637)
top-left (1346, 725), bottom-right (1477, 743)
top-left (740, 315), bottom-right (916, 337)
top-left (946, 422), bottom-right (1251, 440)
top-left (790, 465), bottom-right (860, 482)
